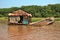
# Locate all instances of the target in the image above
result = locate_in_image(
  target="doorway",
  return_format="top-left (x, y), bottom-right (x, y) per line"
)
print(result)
top-left (18, 16), bottom-right (23, 23)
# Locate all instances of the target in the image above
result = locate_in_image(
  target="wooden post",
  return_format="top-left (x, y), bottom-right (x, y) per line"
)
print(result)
top-left (28, 16), bottom-right (32, 24)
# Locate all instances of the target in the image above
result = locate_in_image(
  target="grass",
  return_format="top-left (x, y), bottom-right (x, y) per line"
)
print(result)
top-left (0, 17), bottom-right (7, 21)
top-left (32, 18), bottom-right (60, 22)
top-left (0, 17), bottom-right (8, 23)
top-left (55, 18), bottom-right (60, 21)
top-left (31, 18), bottom-right (42, 22)
top-left (0, 17), bottom-right (60, 22)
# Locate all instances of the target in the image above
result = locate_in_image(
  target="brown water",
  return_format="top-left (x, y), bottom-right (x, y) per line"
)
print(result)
top-left (0, 22), bottom-right (60, 40)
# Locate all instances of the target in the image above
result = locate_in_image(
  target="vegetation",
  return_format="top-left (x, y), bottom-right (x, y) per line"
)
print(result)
top-left (55, 18), bottom-right (60, 21)
top-left (0, 17), bottom-right (7, 21)
top-left (32, 18), bottom-right (60, 22)
top-left (32, 18), bottom-right (42, 22)
top-left (0, 4), bottom-right (60, 22)
top-left (0, 17), bottom-right (60, 22)
top-left (0, 4), bottom-right (60, 18)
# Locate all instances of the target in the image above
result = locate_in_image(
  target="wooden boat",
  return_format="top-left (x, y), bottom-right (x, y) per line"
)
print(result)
top-left (30, 17), bottom-right (54, 26)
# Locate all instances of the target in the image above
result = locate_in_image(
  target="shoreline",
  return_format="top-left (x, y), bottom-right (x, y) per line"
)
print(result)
top-left (0, 17), bottom-right (60, 23)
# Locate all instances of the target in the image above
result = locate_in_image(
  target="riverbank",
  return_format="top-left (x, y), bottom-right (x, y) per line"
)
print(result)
top-left (0, 17), bottom-right (60, 23)
top-left (0, 17), bottom-right (8, 23)
top-left (32, 18), bottom-right (60, 22)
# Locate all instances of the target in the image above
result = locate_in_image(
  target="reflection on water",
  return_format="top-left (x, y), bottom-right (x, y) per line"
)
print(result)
top-left (0, 23), bottom-right (8, 40)
top-left (0, 22), bottom-right (60, 40)
top-left (8, 25), bottom-right (35, 40)
top-left (0, 23), bottom-right (35, 40)
top-left (8, 25), bottom-right (32, 35)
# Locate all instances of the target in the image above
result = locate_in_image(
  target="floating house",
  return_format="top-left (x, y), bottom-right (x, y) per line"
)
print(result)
top-left (8, 10), bottom-right (32, 25)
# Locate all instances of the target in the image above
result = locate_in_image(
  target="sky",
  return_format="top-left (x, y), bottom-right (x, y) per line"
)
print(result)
top-left (0, 0), bottom-right (60, 8)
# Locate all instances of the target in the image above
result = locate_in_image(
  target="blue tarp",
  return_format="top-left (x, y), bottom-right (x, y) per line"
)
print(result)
top-left (23, 19), bottom-right (28, 24)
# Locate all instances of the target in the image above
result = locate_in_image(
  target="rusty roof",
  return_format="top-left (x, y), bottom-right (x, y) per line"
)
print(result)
top-left (8, 10), bottom-right (32, 17)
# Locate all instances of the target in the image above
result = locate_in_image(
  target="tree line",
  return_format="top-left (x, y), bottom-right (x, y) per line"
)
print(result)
top-left (0, 4), bottom-right (60, 18)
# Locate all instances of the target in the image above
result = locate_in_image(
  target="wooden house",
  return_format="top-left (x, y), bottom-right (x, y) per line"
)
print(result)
top-left (8, 10), bottom-right (32, 25)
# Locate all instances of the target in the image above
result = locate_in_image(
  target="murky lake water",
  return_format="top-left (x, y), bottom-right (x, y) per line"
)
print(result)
top-left (0, 22), bottom-right (60, 40)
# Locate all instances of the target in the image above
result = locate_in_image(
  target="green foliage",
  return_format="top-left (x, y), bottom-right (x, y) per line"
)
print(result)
top-left (0, 4), bottom-right (60, 17)
top-left (32, 18), bottom-right (60, 22)
top-left (32, 18), bottom-right (42, 22)
top-left (55, 18), bottom-right (60, 21)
